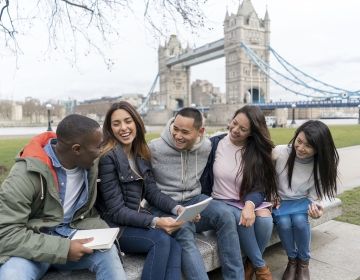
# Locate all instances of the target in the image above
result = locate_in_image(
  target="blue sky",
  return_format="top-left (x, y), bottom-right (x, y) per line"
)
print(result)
top-left (0, 0), bottom-right (359, 102)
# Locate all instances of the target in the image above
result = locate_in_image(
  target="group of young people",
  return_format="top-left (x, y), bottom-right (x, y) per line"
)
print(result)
top-left (0, 101), bottom-right (338, 280)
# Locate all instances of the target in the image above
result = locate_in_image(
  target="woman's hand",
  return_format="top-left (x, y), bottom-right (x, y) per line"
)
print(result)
top-left (155, 217), bottom-right (184, 234)
top-left (240, 201), bottom-right (256, 227)
top-left (273, 197), bottom-right (281, 209)
top-left (308, 203), bottom-right (323, 219)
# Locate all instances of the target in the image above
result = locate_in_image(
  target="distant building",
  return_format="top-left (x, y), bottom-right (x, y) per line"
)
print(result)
top-left (191, 79), bottom-right (224, 106)
top-left (0, 100), bottom-right (14, 121)
top-left (75, 94), bottom-right (145, 122)
top-left (11, 103), bottom-right (23, 121)
top-left (121, 94), bottom-right (145, 108)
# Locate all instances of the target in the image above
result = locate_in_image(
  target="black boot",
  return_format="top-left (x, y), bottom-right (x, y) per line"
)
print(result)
top-left (282, 258), bottom-right (297, 280)
top-left (295, 259), bottom-right (310, 280)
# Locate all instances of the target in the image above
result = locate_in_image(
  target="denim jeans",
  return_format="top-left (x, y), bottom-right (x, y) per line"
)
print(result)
top-left (223, 203), bottom-right (273, 268)
top-left (119, 226), bottom-right (181, 280)
top-left (273, 213), bottom-right (311, 261)
top-left (161, 194), bottom-right (244, 280)
top-left (0, 245), bottom-right (126, 280)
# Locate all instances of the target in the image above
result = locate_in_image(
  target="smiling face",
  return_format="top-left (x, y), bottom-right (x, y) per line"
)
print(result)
top-left (294, 131), bottom-right (316, 159)
top-left (110, 109), bottom-right (137, 150)
top-left (171, 115), bottom-right (204, 150)
top-left (228, 112), bottom-right (251, 146)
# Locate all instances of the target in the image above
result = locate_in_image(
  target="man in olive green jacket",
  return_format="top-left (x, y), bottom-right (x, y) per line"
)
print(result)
top-left (0, 114), bottom-right (126, 280)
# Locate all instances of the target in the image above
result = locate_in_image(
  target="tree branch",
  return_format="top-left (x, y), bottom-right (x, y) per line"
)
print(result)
top-left (0, 0), bottom-right (10, 21)
top-left (59, 0), bottom-right (94, 13)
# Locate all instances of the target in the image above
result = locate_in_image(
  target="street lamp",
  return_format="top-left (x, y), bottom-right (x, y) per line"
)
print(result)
top-left (358, 104), bottom-right (360, 124)
top-left (46, 104), bottom-right (53, 131)
top-left (291, 103), bottom-right (296, 125)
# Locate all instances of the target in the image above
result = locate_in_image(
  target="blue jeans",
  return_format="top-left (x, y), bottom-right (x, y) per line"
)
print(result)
top-left (273, 213), bottom-right (311, 261)
top-left (119, 226), bottom-right (181, 280)
top-left (0, 245), bottom-right (126, 280)
top-left (224, 203), bottom-right (273, 268)
top-left (163, 194), bottom-right (244, 280)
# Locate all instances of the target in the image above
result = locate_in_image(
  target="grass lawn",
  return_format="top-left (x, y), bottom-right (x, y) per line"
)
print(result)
top-left (0, 137), bottom-right (30, 183)
top-left (336, 187), bottom-right (360, 226)
top-left (269, 124), bottom-right (360, 147)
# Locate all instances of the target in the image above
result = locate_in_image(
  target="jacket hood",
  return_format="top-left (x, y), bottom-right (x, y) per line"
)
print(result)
top-left (20, 131), bottom-right (58, 190)
top-left (20, 131), bottom-right (56, 162)
top-left (160, 117), bottom-right (206, 152)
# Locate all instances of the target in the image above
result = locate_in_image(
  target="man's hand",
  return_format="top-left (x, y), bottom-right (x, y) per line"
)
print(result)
top-left (155, 217), bottom-right (184, 234)
top-left (176, 206), bottom-right (201, 223)
top-left (240, 201), bottom-right (256, 227)
top-left (67, 238), bottom-right (94, 261)
top-left (192, 214), bottom-right (201, 223)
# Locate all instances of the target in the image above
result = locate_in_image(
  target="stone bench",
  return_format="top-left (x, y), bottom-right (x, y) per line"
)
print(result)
top-left (42, 198), bottom-right (342, 280)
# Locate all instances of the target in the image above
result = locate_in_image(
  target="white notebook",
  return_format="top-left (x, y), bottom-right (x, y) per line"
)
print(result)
top-left (71, 227), bottom-right (119, 250)
top-left (176, 197), bottom-right (213, 222)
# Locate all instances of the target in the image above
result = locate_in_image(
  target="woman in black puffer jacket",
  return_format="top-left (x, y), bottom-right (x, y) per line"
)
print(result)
top-left (96, 101), bottom-right (184, 280)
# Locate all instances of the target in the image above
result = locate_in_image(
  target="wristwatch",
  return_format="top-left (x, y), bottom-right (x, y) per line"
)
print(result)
top-left (150, 217), bottom-right (159, 229)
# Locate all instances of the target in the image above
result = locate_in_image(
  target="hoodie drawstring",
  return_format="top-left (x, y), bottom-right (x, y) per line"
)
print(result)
top-left (195, 151), bottom-right (198, 181)
top-left (181, 152), bottom-right (184, 184)
top-left (39, 174), bottom-right (44, 200)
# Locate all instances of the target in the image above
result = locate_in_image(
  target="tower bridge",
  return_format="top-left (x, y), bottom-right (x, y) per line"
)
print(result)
top-left (141, 0), bottom-right (360, 125)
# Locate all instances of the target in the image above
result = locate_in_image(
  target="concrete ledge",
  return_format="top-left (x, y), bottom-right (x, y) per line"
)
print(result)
top-left (42, 198), bottom-right (342, 280)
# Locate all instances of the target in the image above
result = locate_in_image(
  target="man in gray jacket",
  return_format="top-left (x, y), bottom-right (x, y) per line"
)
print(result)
top-left (149, 107), bottom-right (244, 280)
top-left (0, 114), bottom-right (126, 280)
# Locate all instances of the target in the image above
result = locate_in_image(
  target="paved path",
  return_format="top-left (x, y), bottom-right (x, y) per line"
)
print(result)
top-left (337, 145), bottom-right (360, 193)
top-left (265, 221), bottom-right (360, 280)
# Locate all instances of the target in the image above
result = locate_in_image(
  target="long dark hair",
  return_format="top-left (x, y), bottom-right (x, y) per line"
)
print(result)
top-left (234, 105), bottom-right (278, 201)
top-left (286, 120), bottom-right (338, 199)
top-left (101, 101), bottom-right (151, 161)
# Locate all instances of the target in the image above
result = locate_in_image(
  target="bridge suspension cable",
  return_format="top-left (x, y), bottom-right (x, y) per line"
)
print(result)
top-left (137, 73), bottom-right (159, 115)
top-left (240, 42), bottom-right (360, 99)
top-left (269, 46), bottom-right (360, 97)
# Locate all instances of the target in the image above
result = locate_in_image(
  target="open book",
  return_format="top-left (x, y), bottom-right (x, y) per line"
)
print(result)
top-left (71, 227), bottom-right (119, 250)
top-left (176, 197), bottom-right (213, 222)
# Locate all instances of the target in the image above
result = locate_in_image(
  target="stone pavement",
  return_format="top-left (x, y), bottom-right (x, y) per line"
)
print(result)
top-left (265, 220), bottom-right (360, 280)
top-left (209, 145), bottom-right (360, 280)
top-left (337, 145), bottom-right (360, 193)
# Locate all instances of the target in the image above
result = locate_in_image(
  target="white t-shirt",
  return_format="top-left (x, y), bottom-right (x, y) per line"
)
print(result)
top-left (63, 167), bottom-right (84, 216)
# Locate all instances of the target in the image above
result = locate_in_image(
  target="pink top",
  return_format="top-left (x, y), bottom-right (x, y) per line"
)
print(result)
top-left (212, 135), bottom-right (244, 200)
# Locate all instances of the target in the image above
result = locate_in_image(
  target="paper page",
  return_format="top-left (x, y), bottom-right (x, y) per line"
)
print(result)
top-left (71, 227), bottom-right (119, 250)
top-left (176, 197), bottom-right (213, 222)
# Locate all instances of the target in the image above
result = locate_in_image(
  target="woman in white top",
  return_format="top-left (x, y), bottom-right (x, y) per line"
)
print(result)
top-left (273, 120), bottom-right (338, 280)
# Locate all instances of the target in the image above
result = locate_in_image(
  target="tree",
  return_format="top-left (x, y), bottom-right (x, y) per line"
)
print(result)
top-left (0, 0), bottom-right (208, 67)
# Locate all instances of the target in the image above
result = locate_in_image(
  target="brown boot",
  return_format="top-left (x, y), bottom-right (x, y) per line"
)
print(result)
top-left (245, 259), bottom-right (255, 280)
top-left (282, 258), bottom-right (297, 280)
top-left (255, 265), bottom-right (272, 280)
top-left (296, 259), bottom-right (310, 280)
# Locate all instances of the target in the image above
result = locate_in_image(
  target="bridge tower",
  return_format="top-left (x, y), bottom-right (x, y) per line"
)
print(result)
top-left (224, 0), bottom-right (270, 104)
top-left (158, 35), bottom-right (191, 110)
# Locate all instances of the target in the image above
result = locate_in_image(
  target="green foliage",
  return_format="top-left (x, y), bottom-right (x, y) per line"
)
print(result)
top-left (336, 187), bottom-right (360, 225)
